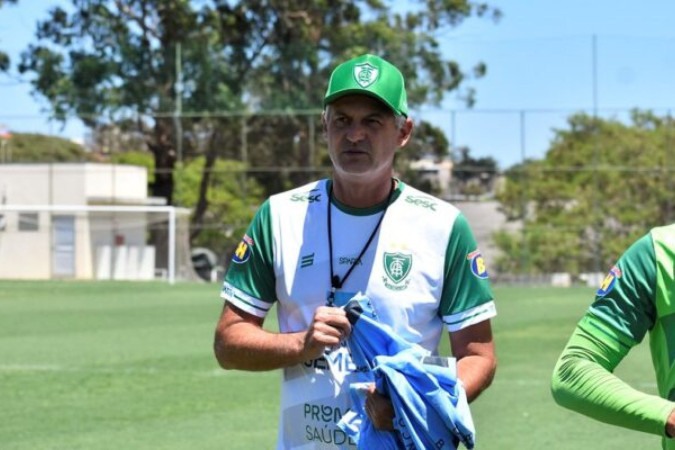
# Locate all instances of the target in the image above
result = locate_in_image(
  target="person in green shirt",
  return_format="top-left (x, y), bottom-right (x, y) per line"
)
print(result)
top-left (551, 223), bottom-right (675, 448)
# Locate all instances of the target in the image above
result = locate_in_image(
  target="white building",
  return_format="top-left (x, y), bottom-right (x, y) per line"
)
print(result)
top-left (0, 163), bottom-right (191, 282)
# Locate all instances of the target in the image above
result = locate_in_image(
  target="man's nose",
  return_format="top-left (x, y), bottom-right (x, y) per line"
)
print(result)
top-left (345, 123), bottom-right (366, 143)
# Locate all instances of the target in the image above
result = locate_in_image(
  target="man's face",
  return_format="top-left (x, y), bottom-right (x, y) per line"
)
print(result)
top-left (323, 95), bottom-right (411, 179)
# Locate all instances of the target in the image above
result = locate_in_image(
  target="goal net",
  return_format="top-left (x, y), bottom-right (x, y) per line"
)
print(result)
top-left (0, 205), bottom-right (198, 283)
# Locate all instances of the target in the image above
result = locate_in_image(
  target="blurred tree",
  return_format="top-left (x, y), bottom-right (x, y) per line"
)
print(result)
top-left (0, 132), bottom-right (90, 162)
top-left (174, 157), bottom-right (264, 261)
top-left (494, 110), bottom-right (675, 275)
top-left (18, 0), bottom-right (500, 246)
top-left (396, 120), bottom-right (451, 194)
top-left (111, 150), bottom-right (264, 261)
top-left (0, 0), bottom-right (19, 71)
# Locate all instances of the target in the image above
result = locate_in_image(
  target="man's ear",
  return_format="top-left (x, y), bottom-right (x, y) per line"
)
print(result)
top-left (398, 117), bottom-right (414, 147)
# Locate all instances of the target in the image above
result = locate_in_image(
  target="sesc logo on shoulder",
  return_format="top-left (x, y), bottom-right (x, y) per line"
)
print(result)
top-left (232, 235), bottom-right (254, 264)
top-left (404, 195), bottom-right (437, 211)
top-left (467, 250), bottom-right (489, 279)
top-left (597, 265), bottom-right (622, 296)
top-left (290, 189), bottom-right (322, 203)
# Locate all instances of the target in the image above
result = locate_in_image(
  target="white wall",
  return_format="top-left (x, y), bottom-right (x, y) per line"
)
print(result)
top-left (0, 211), bottom-right (51, 279)
top-left (0, 163), bottom-right (151, 280)
top-left (83, 164), bottom-right (148, 201)
top-left (0, 163), bottom-right (148, 205)
top-left (0, 165), bottom-right (53, 204)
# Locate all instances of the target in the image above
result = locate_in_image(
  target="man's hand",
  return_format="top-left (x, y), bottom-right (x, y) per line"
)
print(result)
top-left (365, 384), bottom-right (395, 431)
top-left (302, 306), bottom-right (352, 360)
top-left (666, 408), bottom-right (675, 438)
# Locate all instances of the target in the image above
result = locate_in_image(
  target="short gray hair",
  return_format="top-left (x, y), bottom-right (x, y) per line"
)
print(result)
top-left (393, 114), bottom-right (406, 130)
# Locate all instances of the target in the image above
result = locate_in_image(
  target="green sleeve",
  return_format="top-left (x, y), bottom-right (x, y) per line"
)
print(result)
top-left (223, 199), bottom-right (277, 303)
top-left (439, 213), bottom-right (494, 316)
top-left (589, 233), bottom-right (657, 343)
top-left (551, 320), bottom-right (674, 437)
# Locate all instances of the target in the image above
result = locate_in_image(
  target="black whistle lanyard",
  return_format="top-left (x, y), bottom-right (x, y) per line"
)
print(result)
top-left (326, 178), bottom-right (395, 305)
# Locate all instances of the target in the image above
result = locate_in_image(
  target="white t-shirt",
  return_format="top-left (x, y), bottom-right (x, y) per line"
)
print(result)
top-left (221, 179), bottom-right (496, 449)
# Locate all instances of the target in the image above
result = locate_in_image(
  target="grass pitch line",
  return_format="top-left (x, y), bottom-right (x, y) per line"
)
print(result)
top-left (0, 363), bottom-right (68, 372)
top-left (0, 363), bottom-right (166, 375)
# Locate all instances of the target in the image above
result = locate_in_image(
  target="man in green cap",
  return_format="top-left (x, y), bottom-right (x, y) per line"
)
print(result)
top-left (213, 53), bottom-right (497, 449)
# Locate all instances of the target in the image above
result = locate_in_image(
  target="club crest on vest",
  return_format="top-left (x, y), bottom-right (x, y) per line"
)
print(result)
top-left (383, 252), bottom-right (412, 291)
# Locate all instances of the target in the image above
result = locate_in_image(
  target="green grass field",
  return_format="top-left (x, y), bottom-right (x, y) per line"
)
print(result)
top-left (0, 281), bottom-right (662, 449)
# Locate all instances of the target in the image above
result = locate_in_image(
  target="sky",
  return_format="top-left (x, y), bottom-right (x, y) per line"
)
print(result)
top-left (2, 1), bottom-right (675, 168)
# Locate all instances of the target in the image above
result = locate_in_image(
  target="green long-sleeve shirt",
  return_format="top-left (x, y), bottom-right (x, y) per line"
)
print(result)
top-left (551, 225), bottom-right (675, 449)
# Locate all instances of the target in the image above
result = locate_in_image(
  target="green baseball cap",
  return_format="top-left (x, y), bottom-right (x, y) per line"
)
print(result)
top-left (323, 54), bottom-right (408, 117)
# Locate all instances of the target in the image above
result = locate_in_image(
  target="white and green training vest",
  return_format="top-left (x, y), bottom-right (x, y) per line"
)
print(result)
top-left (221, 179), bottom-right (496, 449)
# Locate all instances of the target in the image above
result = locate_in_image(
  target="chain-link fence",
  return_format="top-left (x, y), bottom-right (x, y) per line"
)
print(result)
top-left (1, 106), bottom-right (674, 285)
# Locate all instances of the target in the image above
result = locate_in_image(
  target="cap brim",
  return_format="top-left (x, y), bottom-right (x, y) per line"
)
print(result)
top-left (324, 89), bottom-right (405, 117)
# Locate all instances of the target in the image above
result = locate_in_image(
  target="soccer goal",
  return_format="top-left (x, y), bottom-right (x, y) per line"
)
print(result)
top-left (0, 204), bottom-right (197, 283)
